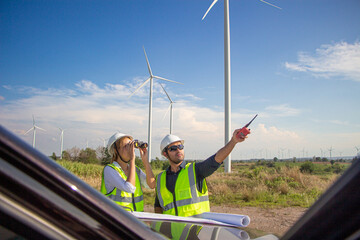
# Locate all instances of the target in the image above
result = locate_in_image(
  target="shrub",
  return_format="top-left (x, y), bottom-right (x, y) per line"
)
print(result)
top-left (135, 157), bottom-right (144, 169)
top-left (266, 161), bottom-right (275, 168)
top-left (78, 148), bottom-right (99, 164)
top-left (149, 159), bottom-right (170, 170)
top-left (300, 161), bottom-right (315, 173)
top-left (332, 163), bottom-right (346, 174)
top-left (50, 152), bottom-right (57, 160)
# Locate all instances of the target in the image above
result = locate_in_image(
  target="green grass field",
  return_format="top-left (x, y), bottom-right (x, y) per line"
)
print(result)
top-left (57, 159), bottom-right (349, 208)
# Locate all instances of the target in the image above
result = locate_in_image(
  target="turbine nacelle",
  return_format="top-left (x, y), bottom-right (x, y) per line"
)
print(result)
top-left (24, 115), bottom-right (45, 148)
top-left (202, 0), bottom-right (281, 21)
top-left (129, 47), bottom-right (183, 98)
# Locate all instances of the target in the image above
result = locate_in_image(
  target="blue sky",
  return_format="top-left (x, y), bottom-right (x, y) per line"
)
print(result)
top-left (1, 0), bottom-right (359, 161)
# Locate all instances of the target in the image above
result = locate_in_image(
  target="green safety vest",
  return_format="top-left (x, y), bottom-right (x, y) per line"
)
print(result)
top-left (101, 163), bottom-right (144, 212)
top-left (152, 221), bottom-right (202, 240)
top-left (156, 163), bottom-right (210, 217)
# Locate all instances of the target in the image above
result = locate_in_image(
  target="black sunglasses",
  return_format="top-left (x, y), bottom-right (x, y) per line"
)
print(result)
top-left (167, 144), bottom-right (184, 152)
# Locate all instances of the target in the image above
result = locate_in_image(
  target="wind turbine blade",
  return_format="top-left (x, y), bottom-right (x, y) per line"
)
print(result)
top-left (143, 46), bottom-right (153, 76)
top-left (128, 77), bottom-right (151, 98)
top-left (160, 83), bottom-right (173, 102)
top-left (154, 76), bottom-right (183, 85)
top-left (259, 0), bottom-right (282, 10)
top-left (35, 126), bottom-right (46, 131)
top-left (202, 0), bottom-right (219, 20)
top-left (162, 103), bottom-right (172, 121)
top-left (24, 128), bottom-right (33, 135)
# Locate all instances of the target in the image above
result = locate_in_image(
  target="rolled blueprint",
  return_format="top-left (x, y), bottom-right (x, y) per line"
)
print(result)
top-left (196, 212), bottom-right (250, 227)
top-left (225, 228), bottom-right (250, 240)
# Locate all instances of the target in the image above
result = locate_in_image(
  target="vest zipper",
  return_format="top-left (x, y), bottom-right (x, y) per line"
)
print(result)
top-left (132, 193), bottom-right (137, 211)
top-left (172, 170), bottom-right (180, 216)
top-left (173, 193), bottom-right (178, 216)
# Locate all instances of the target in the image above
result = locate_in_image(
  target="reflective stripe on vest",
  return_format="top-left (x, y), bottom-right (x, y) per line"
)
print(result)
top-left (152, 222), bottom-right (195, 240)
top-left (101, 164), bottom-right (144, 212)
top-left (156, 163), bottom-right (210, 217)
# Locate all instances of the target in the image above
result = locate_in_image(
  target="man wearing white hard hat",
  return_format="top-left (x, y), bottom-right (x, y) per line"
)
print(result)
top-left (155, 129), bottom-right (248, 217)
top-left (101, 131), bottom-right (155, 212)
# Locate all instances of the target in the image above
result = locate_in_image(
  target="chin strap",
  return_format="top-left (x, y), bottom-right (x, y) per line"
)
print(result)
top-left (114, 145), bottom-right (130, 164)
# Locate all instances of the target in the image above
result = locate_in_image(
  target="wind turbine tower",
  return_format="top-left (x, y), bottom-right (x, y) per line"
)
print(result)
top-left (320, 148), bottom-right (324, 158)
top-left (301, 148), bottom-right (306, 159)
top-left (99, 137), bottom-right (107, 148)
top-left (160, 83), bottom-right (176, 134)
top-left (328, 146), bottom-right (334, 160)
top-left (59, 128), bottom-right (65, 159)
top-left (24, 115), bottom-right (45, 148)
top-left (129, 47), bottom-right (182, 162)
top-left (202, 0), bottom-right (281, 173)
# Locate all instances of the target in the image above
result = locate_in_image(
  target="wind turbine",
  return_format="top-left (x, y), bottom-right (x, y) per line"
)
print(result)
top-left (160, 83), bottom-right (176, 134)
top-left (24, 115), bottom-right (45, 148)
top-left (328, 146), bottom-right (334, 160)
top-left (99, 137), bottom-right (107, 148)
top-left (59, 128), bottom-right (65, 159)
top-left (129, 46), bottom-right (182, 162)
top-left (320, 148), bottom-right (324, 158)
top-left (301, 148), bottom-right (306, 159)
top-left (202, 0), bottom-right (281, 173)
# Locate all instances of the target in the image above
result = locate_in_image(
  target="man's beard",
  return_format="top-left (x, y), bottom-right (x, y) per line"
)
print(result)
top-left (168, 153), bottom-right (184, 165)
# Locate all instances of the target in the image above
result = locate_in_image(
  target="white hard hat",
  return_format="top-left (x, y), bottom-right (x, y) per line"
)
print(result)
top-left (107, 131), bottom-right (133, 156)
top-left (160, 134), bottom-right (184, 153)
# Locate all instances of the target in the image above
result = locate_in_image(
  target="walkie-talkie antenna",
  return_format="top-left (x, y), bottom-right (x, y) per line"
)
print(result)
top-left (237, 114), bottom-right (258, 138)
top-left (244, 114), bottom-right (258, 128)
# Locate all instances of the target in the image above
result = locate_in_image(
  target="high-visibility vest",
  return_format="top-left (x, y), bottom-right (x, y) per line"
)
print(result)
top-left (156, 163), bottom-right (210, 217)
top-left (101, 163), bottom-right (144, 212)
top-left (152, 221), bottom-right (203, 240)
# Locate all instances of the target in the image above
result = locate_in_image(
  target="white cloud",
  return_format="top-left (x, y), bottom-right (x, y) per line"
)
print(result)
top-left (265, 104), bottom-right (301, 117)
top-left (257, 123), bottom-right (299, 140)
top-left (0, 80), bottom-right (225, 158)
top-left (285, 41), bottom-right (360, 81)
top-left (231, 123), bottom-right (303, 159)
top-left (0, 80), bottom-right (357, 159)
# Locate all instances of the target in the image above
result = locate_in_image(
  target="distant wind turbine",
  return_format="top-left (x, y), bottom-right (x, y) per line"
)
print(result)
top-left (301, 148), bottom-right (306, 158)
top-left (160, 83), bottom-right (176, 134)
top-left (99, 137), bottom-right (107, 148)
top-left (328, 146), bottom-right (334, 160)
top-left (129, 46), bottom-right (182, 162)
top-left (59, 128), bottom-right (65, 159)
top-left (202, 0), bottom-right (281, 173)
top-left (24, 115), bottom-right (45, 148)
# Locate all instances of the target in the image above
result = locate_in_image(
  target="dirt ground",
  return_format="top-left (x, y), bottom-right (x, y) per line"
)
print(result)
top-left (210, 206), bottom-right (307, 237)
top-left (144, 205), bottom-right (307, 237)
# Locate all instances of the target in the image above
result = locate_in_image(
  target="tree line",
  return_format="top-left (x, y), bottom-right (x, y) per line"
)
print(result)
top-left (49, 146), bottom-right (170, 170)
top-left (49, 147), bottom-right (357, 172)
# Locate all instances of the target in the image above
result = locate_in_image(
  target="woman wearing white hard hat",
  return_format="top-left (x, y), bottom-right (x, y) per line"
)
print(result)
top-left (101, 131), bottom-right (155, 212)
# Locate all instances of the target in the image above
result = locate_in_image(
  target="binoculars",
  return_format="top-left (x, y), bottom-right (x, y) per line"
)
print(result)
top-left (134, 140), bottom-right (148, 149)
